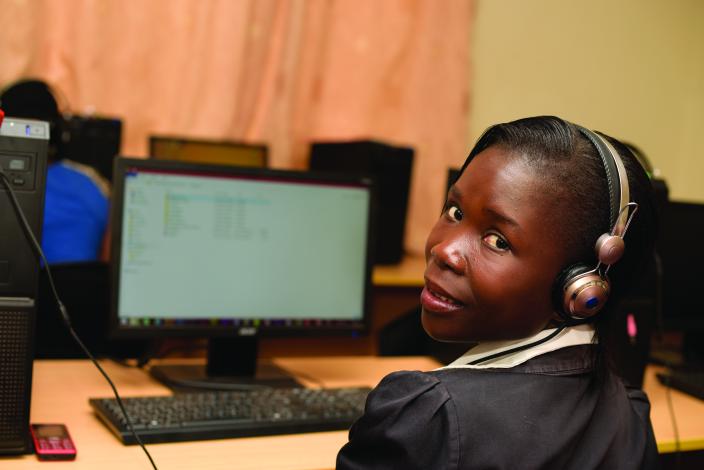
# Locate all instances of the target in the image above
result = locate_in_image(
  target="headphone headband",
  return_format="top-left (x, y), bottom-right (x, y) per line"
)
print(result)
top-left (592, 132), bottom-right (630, 236)
top-left (575, 126), bottom-right (630, 235)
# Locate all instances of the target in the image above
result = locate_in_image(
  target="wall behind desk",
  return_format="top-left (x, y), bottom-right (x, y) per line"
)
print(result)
top-left (469, 0), bottom-right (704, 203)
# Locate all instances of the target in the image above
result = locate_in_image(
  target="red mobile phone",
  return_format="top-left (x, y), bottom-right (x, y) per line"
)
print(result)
top-left (29, 423), bottom-right (77, 461)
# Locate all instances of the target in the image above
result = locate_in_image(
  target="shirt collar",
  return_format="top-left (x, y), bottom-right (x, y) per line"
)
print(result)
top-left (440, 324), bottom-right (596, 370)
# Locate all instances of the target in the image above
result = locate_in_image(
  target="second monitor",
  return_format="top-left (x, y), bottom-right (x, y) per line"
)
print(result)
top-left (309, 140), bottom-right (413, 265)
top-left (150, 136), bottom-right (268, 168)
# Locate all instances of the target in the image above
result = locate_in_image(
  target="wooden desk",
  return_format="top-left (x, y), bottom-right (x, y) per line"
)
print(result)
top-left (372, 254), bottom-right (425, 288)
top-left (11, 356), bottom-right (438, 469)
top-left (9, 358), bottom-right (704, 468)
top-left (644, 365), bottom-right (704, 453)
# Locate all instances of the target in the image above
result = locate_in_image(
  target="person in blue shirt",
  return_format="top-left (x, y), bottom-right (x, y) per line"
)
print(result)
top-left (0, 79), bottom-right (109, 264)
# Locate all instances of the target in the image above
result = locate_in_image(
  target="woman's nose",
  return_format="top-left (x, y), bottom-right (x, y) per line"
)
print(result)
top-left (430, 238), bottom-right (467, 274)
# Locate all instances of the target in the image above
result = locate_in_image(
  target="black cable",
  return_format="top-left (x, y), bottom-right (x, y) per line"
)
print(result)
top-left (468, 326), bottom-right (566, 365)
top-left (661, 372), bottom-right (682, 468)
top-left (0, 170), bottom-right (158, 470)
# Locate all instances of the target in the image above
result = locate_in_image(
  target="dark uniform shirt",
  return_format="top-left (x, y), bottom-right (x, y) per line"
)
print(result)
top-left (337, 345), bottom-right (659, 469)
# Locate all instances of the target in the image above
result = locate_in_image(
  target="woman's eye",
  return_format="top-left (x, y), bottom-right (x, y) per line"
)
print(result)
top-left (446, 205), bottom-right (463, 222)
top-left (483, 233), bottom-right (510, 252)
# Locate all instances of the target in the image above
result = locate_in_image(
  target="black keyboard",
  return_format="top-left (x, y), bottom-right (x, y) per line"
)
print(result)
top-left (89, 386), bottom-right (371, 445)
top-left (657, 369), bottom-right (704, 401)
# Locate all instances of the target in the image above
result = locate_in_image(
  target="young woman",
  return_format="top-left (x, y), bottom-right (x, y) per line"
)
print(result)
top-left (337, 116), bottom-right (659, 469)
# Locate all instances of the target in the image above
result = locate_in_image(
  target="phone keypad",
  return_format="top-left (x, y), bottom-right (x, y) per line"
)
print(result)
top-left (38, 437), bottom-right (73, 450)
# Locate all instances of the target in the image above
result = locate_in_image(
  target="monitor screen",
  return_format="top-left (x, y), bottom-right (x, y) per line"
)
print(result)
top-left (109, 157), bottom-right (375, 388)
top-left (110, 157), bottom-right (374, 339)
top-left (149, 136), bottom-right (267, 168)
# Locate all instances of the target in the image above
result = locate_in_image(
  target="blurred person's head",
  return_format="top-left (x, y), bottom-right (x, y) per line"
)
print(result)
top-left (0, 79), bottom-right (64, 161)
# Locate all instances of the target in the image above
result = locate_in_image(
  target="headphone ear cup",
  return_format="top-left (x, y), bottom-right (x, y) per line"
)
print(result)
top-left (554, 264), bottom-right (610, 320)
top-left (595, 233), bottom-right (625, 265)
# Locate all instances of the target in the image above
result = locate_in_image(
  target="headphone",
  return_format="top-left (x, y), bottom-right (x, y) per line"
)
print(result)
top-left (553, 126), bottom-right (639, 324)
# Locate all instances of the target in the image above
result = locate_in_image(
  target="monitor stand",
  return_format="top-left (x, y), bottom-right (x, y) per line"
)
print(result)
top-left (149, 337), bottom-right (302, 391)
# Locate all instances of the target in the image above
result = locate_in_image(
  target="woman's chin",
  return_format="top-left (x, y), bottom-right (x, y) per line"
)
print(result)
top-left (421, 309), bottom-right (473, 343)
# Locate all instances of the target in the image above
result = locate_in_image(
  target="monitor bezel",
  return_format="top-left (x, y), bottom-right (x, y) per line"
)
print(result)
top-left (108, 156), bottom-right (376, 339)
top-left (149, 135), bottom-right (269, 167)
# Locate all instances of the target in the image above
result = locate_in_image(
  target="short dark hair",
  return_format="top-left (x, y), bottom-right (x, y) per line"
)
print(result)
top-left (1, 79), bottom-right (64, 160)
top-left (0, 79), bottom-right (61, 121)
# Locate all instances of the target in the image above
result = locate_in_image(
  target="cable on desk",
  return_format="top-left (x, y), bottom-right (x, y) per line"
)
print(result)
top-left (0, 171), bottom-right (159, 470)
top-left (661, 369), bottom-right (682, 469)
top-left (666, 387), bottom-right (682, 469)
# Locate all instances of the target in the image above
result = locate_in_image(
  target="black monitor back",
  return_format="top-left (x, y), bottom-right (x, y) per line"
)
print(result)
top-left (62, 115), bottom-right (122, 182)
top-left (657, 199), bottom-right (704, 367)
top-left (309, 140), bottom-right (413, 264)
top-left (150, 136), bottom-right (268, 168)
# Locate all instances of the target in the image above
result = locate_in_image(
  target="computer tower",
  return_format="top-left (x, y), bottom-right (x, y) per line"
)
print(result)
top-left (0, 117), bottom-right (49, 454)
top-left (62, 115), bottom-right (121, 182)
top-left (309, 140), bottom-right (414, 264)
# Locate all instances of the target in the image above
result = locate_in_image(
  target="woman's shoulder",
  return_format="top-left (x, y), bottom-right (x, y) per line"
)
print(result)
top-left (370, 367), bottom-right (511, 405)
top-left (362, 370), bottom-right (453, 418)
top-left (375, 369), bottom-right (445, 394)
top-left (337, 370), bottom-right (461, 469)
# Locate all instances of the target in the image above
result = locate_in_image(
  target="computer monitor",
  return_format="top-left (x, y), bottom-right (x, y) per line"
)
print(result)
top-left (309, 140), bottom-right (413, 265)
top-left (109, 157), bottom-right (375, 389)
top-left (62, 115), bottom-right (122, 182)
top-left (658, 201), bottom-right (704, 336)
top-left (149, 136), bottom-right (267, 168)
top-left (658, 201), bottom-right (704, 329)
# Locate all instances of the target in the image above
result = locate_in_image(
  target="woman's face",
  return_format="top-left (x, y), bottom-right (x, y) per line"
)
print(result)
top-left (421, 146), bottom-right (568, 342)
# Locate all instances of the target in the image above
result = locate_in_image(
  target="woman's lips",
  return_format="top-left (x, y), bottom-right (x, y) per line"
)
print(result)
top-left (420, 286), bottom-right (464, 313)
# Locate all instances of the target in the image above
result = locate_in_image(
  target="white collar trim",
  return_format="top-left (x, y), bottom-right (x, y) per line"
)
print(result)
top-left (440, 324), bottom-right (595, 370)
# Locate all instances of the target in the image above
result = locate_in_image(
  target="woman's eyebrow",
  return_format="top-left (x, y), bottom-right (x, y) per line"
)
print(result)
top-left (483, 207), bottom-right (522, 232)
top-left (448, 185), bottom-right (462, 200)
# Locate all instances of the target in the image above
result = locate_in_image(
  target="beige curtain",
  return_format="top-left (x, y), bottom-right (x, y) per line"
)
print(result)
top-left (0, 0), bottom-right (473, 255)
